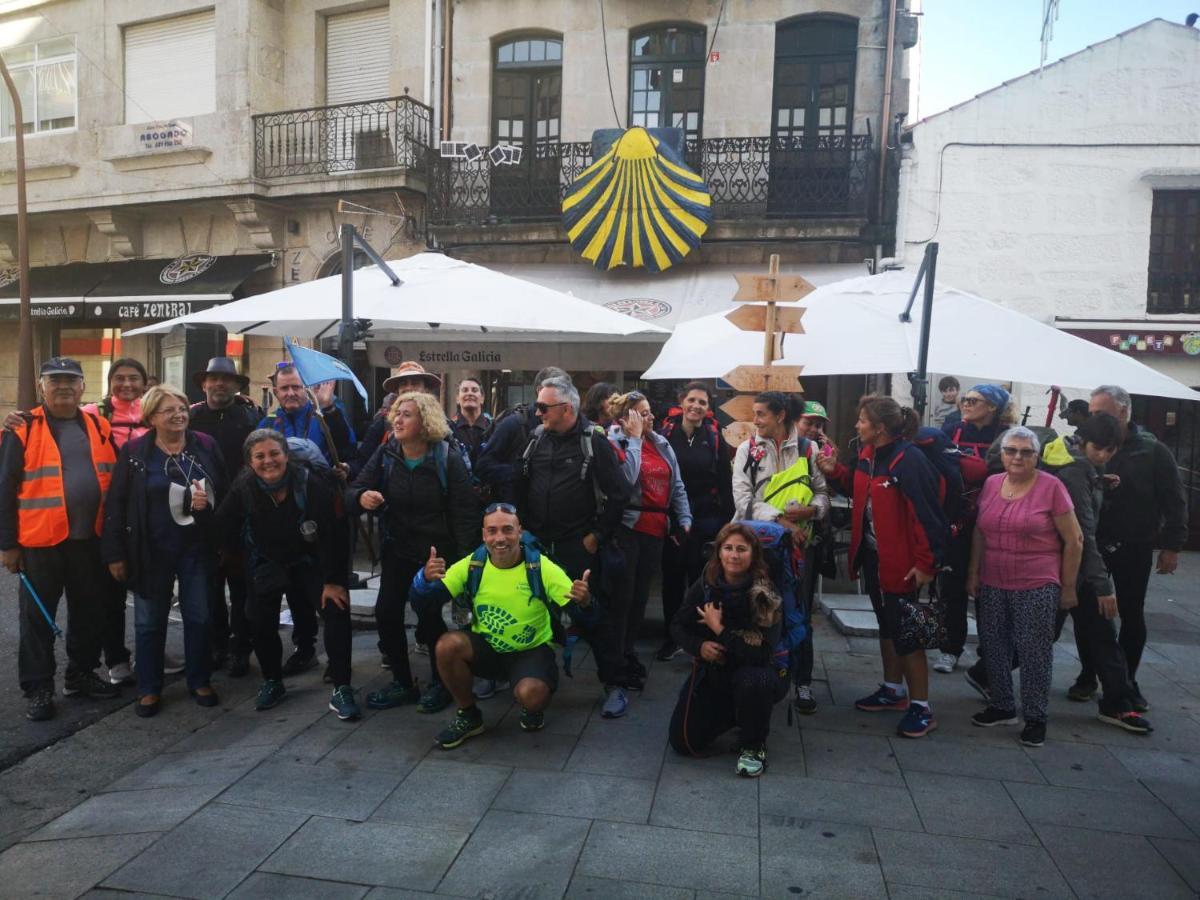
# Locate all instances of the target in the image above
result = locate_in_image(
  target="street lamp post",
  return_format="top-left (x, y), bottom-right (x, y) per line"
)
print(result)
top-left (0, 52), bottom-right (35, 409)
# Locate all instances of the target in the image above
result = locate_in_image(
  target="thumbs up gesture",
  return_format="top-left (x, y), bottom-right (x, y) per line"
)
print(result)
top-left (424, 546), bottom-right (446, 582)
top-left (569, 569), bottom-right (592, 607)
top-left (190, 479), bottom-right (209, 511)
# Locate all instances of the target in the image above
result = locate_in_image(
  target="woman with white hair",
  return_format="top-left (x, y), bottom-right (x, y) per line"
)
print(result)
top-left (967, 426), bottom-right (1083, 747)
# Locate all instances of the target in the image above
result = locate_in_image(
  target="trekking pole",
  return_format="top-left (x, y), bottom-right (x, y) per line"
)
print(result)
top-left (18, 571), bottom-right (63, 638)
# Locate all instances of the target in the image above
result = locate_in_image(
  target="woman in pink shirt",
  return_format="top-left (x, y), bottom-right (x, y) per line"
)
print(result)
top-left (968, 426), bottom-right (1082, 747)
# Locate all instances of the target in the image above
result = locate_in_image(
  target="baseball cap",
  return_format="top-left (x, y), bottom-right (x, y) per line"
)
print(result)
top-left (801, 400), bottom-right (828, 420)
top-left (39, 357), bottom-right (84, 378)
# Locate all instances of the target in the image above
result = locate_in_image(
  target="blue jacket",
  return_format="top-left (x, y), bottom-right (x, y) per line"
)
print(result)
top-left (259, 400), bottom-right (356, 466)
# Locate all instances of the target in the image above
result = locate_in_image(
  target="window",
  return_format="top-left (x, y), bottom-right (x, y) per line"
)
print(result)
top-left (628, 24), bottom-right (705, 140)
top-left (0, 36), bottom-right (77, 138)
top-left (1148, 190), bottom-right (1200, 314)
top-left (124, 10), bottom-right (216, 123)
top-left (326, 7), bottom-right (390, 105)
top-left (772, 16), bottom-right (857, 143)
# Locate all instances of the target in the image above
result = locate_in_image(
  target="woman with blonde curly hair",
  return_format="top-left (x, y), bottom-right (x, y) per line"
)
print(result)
top-left (347, 391), bottom-right (479, 713)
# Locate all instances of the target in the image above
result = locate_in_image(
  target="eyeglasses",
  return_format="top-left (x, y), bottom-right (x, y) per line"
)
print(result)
top-left (1001, 447), bottom-right (1037, 459)
top-left (535, 401), bottom-right (568, 414)
top-left (960, 397), bottom-right (984, 407)
top-left (484, 502), bottom-right (518, 515)
top-left (155, 406), bottom-right (189, 417)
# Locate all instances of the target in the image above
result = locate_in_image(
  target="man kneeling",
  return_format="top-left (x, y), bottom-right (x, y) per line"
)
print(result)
top-left (411, 503), bottom-right (591, 749)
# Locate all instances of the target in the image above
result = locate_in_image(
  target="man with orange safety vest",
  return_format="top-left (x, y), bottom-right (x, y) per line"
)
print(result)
top-left (0, 358), bottom-right (121, 721)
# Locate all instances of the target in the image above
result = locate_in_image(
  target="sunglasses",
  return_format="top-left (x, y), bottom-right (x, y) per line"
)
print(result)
top-left (535, 401), bottom-right (568, 414)
top-left (484, 502), bottom-right (518, 515)
top-left (1001, 447), bottom-right (1037, 459)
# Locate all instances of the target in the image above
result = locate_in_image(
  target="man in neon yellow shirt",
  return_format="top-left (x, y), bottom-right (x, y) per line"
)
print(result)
top-left (412, 503), bottom-right (592, 749)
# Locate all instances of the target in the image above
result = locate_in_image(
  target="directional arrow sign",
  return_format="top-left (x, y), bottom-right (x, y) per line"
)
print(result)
top-left (725, 305), bottom-right (806, 334)
top-left (722, 421), bottom-right (756, 448)
top-left (733, 273), bottom-right (816, 303)
top-left (719, 395), bottom-right (757, 423)
top-left (723, 365), bottom-right (805, 393)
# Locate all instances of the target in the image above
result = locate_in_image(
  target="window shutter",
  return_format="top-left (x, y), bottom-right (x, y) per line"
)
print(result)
top-left (326, 7), bottom-right (391, 105)
top-left (124, 10), bottom-right (216, 123)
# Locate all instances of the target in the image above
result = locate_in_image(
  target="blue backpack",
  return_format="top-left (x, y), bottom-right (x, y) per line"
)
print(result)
top-left (734, 520), bottom-right (809, 676)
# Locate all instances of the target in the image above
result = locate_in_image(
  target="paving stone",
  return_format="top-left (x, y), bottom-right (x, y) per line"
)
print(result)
top-left (443, 721), bottom-right (579, 771)
top-left (1108, 747), bottom-right (1200, 833)
top-left (566, 875), bottom-right (694, 899)
top-left (650, 763), bottom-right (758, 836)
top-left (818, 593), bottom-right (876, 614)
top-left (78, 891), bottom-right (177, 899)
top-left (1148, 837), bottom-right (1200, 893)
top-left (318, 713), bottom-right (431, 775)
top-left (261, 816), bottom-right (465, 891)
top-left (102, 803), bottom-right (307, 899)
top-left (760, 817), bottom-right (887, 898)
top-left (577, 821), bottom-right (758, 895)
top-left (0, 833), bottom-right (159, 899)
top-left (904, 771), bottom-right (1037, 845)
top-left (1025, 740), bottom-right (1146, 794)
top-left (27, 785), bottom-right (224, 841)
top-left (1034, 823), bottom-right (1195, 899)
top-left (566, 717), bottom-right (666, 780)
top-left (371, 758), bottom-right (511, 831)
top-left (1004, 779), bottom-right (1193, 839)
top-left (228, 872), bottom-right (370, 899)
top-left (218, 758), bottom-right (401, 821)
top-left (872, 827), bottom-right (1072, 898)
top-left (363, 890), bottom-right (438, 900)
top-left (801, 728), bottom-right (904, 787)
top-left (493, 768), bottom-right (653, 824)
top-left (831, 609), bottom-right (881, 636)
top-left (437, 809), bottom-right (589, 899)
top-left (888, 734), bottom-right (1045, 783)
top-left (883, 886), bottom-right (1012, 899)
top-left (759, 774), bottom-right (921, 831)
top-left (105, 745), bottom-right (273, 792)
top-left (272, 719), bottom-right (357, 765)
top-left (167, 707), bottom-right (322, 753)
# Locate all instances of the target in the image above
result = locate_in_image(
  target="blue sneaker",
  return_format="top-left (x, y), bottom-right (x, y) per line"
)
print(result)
top-left (417, 682), bottom-right (453, 714)
top-left (855, 684), bottom-right (910, 712)
top-left (897, 703), bottom-right (937, 738)
top-left (601, 686), bottom-right (628, 719)
top-left (328, 685), bottom-right (361, 721)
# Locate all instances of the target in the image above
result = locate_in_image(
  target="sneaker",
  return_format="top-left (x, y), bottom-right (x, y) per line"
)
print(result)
top-left (601, 686), bottom-right (628, 719)
top-left (435, 706), bottom-right (485, 749)
top-left (254, 679), bottom-right (286, 711)
top-left (366, 680), bottom-right (421, 710)
top-left (228, 653), bottom-right (250, 678)
top-left (793, 684), bottom-right (818, 715)
top-left (1020, 721), bottom-right (1046, 747)
top-left (897, 703), bottom-right (937, 738)
top-left (380, 653), bottom-right (393, 670)
top-left (964, 665), bottom-right (991, 703)
top-left (655, 641), bottom-right (684, 662)
top-left (26, 689), bottom-right (55, 721)
top-left (972, 706), bottom-right (1019, 727)
top-left (736, 747), bottom-right (767, 778)
top-left (1098, 710), bottom-right (1154, 734)
top-left (1067, 675), bottom-right (1098, 702)
top-left (417, 682), bottom-right (453, 714)
top-left (329, 685), bottom-right (362, 721)
top-left (107, 661), bottom-right (134, 686)
top-left (63, 670), bottom-right (120, 699)
top-left (855, 684), bottom-right (909, 712)
top-left (162, 654), bottom-right (186, 676)
top-left (519, 707), bottom-right (545, 732)
top-left (473, 677), bottom-right (510, 700)
top-left (281, 649), bottom-right (317, 677)
top-left (933, 652), bottom-right (959, 674)
top-left (414, 642), bottom-right (430, 656)
top-left (1130, 682), bottom-right (1150, 713)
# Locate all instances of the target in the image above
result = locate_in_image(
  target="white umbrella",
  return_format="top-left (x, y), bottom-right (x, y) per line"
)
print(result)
top-left (642, 270), bottom-right (1200, 402)
top-left (124, 252), bottom-right (666, 338)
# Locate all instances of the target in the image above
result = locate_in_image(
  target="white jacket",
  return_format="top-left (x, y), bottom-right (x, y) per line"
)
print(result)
top-left (731, 429), bottom-right (830, 523)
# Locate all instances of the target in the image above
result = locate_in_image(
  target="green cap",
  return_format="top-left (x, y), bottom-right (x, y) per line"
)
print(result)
top-left (802, 401), bottom-right (828, 420)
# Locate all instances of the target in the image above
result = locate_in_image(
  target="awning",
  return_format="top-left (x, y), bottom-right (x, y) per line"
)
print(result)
top-left (0, 253), bottom-right (275, 322)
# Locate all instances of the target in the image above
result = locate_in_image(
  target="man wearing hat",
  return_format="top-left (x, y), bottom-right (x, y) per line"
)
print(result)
top-left (259, 363), bottom-right (356, 471)
top-left (189, 358), bottom-right (263, 676)
top-left (0, 357), bottom-right (121, 721)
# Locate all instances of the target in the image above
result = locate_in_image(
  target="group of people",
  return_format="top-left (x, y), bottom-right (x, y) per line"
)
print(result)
top-left (0, 352), bottom-right (1187, 775)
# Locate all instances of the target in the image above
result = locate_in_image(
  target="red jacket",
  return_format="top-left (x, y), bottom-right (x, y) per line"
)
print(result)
top-left (828, 439), bottom-right (949, 595)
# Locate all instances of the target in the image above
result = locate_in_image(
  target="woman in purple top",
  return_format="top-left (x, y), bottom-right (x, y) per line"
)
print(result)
top-left (967, 426), bottom-right (1083, 747)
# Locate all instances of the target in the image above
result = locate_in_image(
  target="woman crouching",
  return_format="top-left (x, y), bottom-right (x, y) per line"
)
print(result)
top-left (668, 522), bottom-right (787, 777)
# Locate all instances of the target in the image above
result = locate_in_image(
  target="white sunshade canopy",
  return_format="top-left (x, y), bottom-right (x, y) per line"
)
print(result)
top-left (643, 270), bottom-right (1200, 402)
top-left (124, 252), bottom-right (668, 339)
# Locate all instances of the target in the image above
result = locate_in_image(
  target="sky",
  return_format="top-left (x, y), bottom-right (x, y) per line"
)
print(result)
top-left (916, 0), bottom-right (1199, 119)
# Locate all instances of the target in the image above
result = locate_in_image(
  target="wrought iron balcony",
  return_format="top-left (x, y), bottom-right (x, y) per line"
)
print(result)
top-left (253, 96), bottom-right (433, 179)
top-left (426, 134), bottom-right (874, 227)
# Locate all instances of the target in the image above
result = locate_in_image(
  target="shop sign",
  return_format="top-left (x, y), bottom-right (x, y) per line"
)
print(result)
top-left (1065, 328), bottom-right (1200, 356)
top-left (0, 302), bottom-right (84, 321)
top-left (137, 119), bottom-right (193, 152)
top-left (369, 340), bottom-right (661, 372)
top-left (85, 299), bottom-right (222, 321)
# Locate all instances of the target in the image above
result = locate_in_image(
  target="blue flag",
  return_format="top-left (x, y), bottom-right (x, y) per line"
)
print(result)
top-left (284, 338), bottom-right (368, 403)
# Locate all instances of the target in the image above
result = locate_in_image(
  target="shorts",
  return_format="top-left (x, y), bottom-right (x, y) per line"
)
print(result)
top-left (860, 546), bottom-right (921, 656)
top-left (468, 632), bottom-right (559, 692)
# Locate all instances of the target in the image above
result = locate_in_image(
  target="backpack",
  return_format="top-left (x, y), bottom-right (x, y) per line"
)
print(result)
top-left (378, 439), bottom-right (448, 495)
top-left (520, 423), bottom-right (607, 509)
top-left (899, 427), bottom-right (995, 531)
top-left (660, 409), bottom-right (721, 460)
top-left (731, 520), bottom-right (808, 678)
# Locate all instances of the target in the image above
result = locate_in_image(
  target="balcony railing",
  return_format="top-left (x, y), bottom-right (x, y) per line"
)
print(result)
top-left (254, 96), bottom-right (433, 179)
top-left (427, 134), bottom-right (874, 227)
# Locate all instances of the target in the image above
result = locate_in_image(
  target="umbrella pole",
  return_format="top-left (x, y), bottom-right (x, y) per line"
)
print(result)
top-left (907, 242), bottom-right (938, 417)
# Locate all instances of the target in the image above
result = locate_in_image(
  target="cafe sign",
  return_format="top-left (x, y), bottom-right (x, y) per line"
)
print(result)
top-left (137, 119), bottom-right (193, 152)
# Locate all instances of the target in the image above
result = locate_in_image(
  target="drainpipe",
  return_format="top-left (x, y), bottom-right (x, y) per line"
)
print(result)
top-left (874, 0), bottom-right (898, 270)
top-left (441, 0), bottom-right (453, 142)
top-left (423, 0), bottom-right (433, 110)
top-left (431, 0), bottom-right (442, 144)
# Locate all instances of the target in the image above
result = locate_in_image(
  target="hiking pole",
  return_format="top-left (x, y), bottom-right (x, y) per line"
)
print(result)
top-left (18, 571), bottom-right (62, 638)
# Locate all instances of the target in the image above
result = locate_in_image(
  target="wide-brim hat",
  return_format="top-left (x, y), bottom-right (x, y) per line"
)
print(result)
top-left (192, 357), bottom-right (250, 391)
top-left (383, 360), bottom-right (441, 394)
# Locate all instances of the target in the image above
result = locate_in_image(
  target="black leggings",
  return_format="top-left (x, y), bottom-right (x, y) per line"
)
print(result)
top-left (246, 566), bottom-right (353, 685)
top-left (1055, 582), bottom-right (1135, 714)
top-left (376, 553), bottom-right (450, 688)
top-left (1094, 543), bottom-right (1154, 681)
top-left (661, 514), bottom-right (724, 639)
top-left (668, 662), bottom-right (789, 754)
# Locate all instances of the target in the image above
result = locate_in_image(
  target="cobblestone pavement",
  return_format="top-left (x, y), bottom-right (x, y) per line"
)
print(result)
top-left (0, 556), bottom-right (1197, 899)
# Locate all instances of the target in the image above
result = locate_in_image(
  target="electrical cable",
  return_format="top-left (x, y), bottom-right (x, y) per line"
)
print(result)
top-left (597, 0), bottom-right (623, 129)
top-left (707, 0), bottom-right (728, 61)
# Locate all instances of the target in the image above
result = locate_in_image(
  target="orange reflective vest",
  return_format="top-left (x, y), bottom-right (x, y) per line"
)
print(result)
top-left (14, 407), bottom-right (115, 547)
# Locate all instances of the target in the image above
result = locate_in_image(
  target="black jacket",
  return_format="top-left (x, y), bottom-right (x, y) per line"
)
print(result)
top-left (101, 430), bottom-right (227, 593)
top-left (659, 412), bottom-right (734, 521)
top-left (513, 414), bottom-right (630, 545)
top-left (474, 405), bottom-right (539, 501)
top-left (346, 436), bottom-right (479, 563)
top-left (1040, 434), bottom-right (1113, 596)
top-left (670, 576), bottom-right (782, 669)
top-left (188, 396), bottom-right (261, 477)
top-left (1097, 423), bottom-right (1189, 550)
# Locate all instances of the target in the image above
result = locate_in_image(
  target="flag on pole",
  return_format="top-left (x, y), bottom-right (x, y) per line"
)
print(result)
top-left (284, 338), bottom-right (368, 403)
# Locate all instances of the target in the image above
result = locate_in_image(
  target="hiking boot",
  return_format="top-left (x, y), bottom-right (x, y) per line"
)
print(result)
top-left (26, 689), bottom-right (55, 721)
top-left (972, 706), bottom-right (1019, 727)
top-left (793, 684), bottom-right (818, 715)
top-left (519, 707), bottom-right (545, 732)
top-left (417, 682), bottom-right (453, 714)
top-left (107, 661), bottom-right (134, 686)
top-left (367, 680), bottom-right (421, 710)
top-left (329, 685), bottom-right (362, 721)
top-left (1067, 675), bottom-right (1098, 702)
top-left (601, 686), bottom-right (628, 719)
top-left (897, 703), bottom-right (937, 738)
top-left (933, 652), bottom-right (959, 674)
top-left (855, 684), bottom-right (909, 712)
top-left (435, 706), bottom-right (485, 749)
top-left (63, 670), bottom-right (120, 699)
top-left (1020, 721), bottom-right (1046, 747)
top-left (1098, 710), bottom-right (1153, 735)
top-left (1130, 682), bottom-right (1150, 713)
top-left (655, 641), bottom-right (684, 662)
top-left (473, 678), bottom-right (509, 700)
top-left (228, 653), bottom-right (250, 678)
top-left (736, 747), bottom-right (767, 778)
top-left (281, 649), bottom-right (317, 677)
top-left (964, 664), bottom-right (991, 702)
top-left (254, 679), bottom-right (286, 711)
